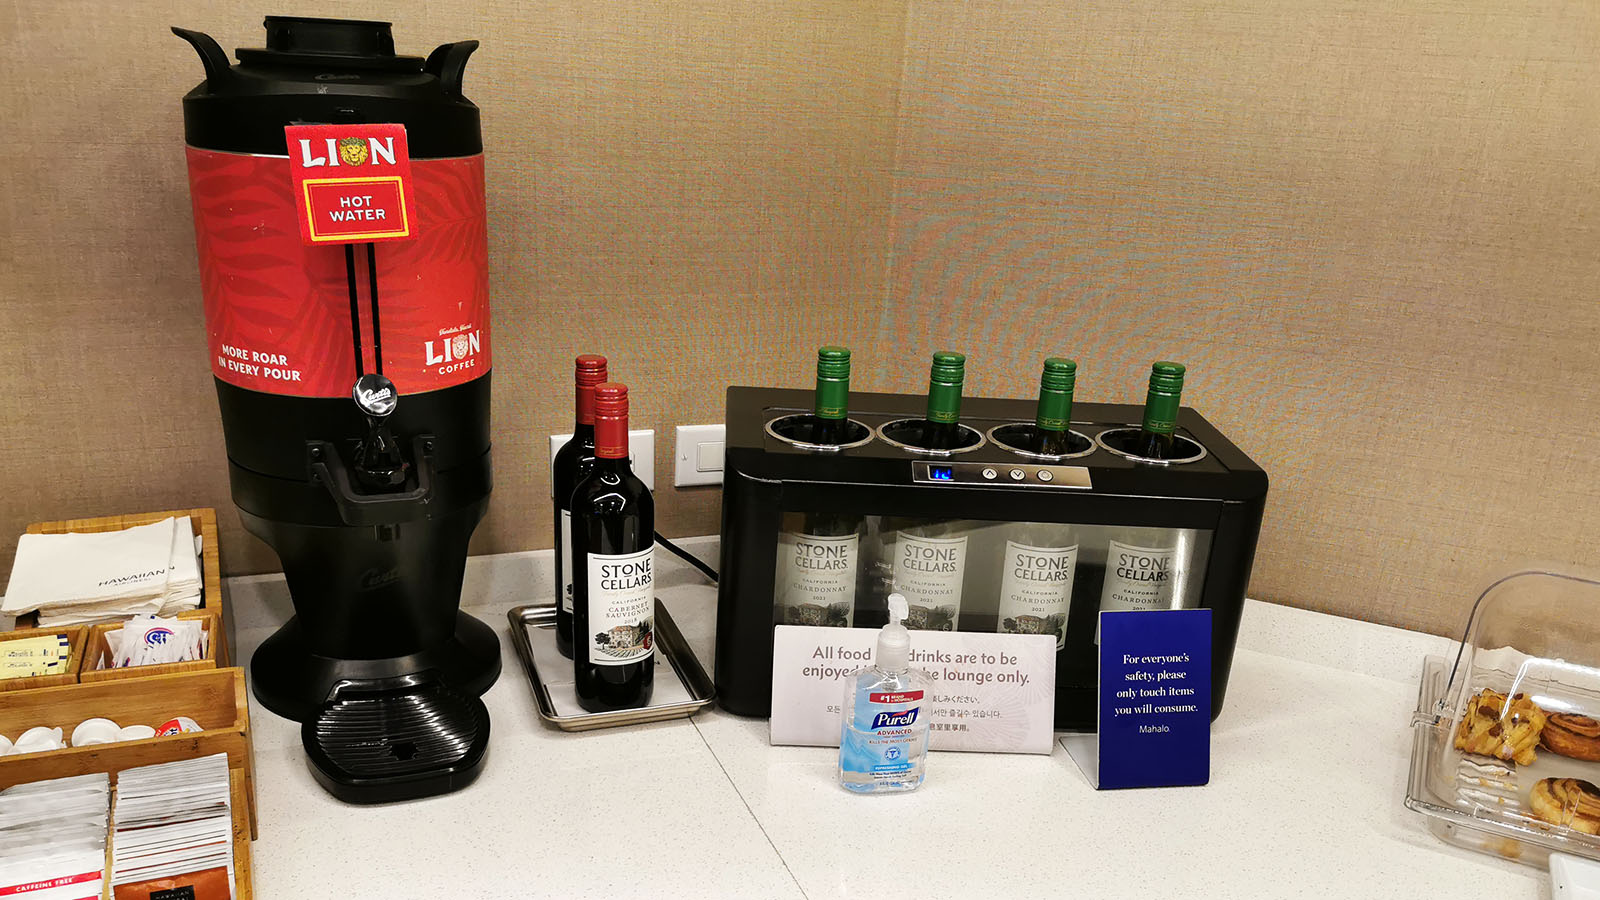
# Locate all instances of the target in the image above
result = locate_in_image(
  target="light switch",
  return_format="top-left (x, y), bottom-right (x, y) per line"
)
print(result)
top-left (674, 424), bottom-right (726, 486)
top-left (696, 440), bottom-right (725, 472)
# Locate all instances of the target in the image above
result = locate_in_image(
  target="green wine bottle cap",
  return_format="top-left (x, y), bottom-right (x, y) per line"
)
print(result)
top-left (1143, 361), bottom-right (1186, 436)
top-left (814, 346), bottom-right (851, 420)
top-left (1036, 357), bottom-right (1076, 432)
top-left (926, 351), bottom-right (966, 424)
top-left (1149, 361), bottom-right (1186, 392)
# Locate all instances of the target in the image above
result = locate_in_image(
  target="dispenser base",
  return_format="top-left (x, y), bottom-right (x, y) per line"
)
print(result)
top-left (249, 611), bottom-right (501, 723)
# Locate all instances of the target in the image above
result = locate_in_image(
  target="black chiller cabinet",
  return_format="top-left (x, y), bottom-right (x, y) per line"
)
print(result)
top-left (714, 386), bottom-right (1268, 729)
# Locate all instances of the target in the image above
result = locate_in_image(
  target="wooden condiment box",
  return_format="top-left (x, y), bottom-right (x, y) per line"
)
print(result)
top-left (80, 610), bottom-right (219, 684)
top-left (17, 508), bottom-right (231, 666)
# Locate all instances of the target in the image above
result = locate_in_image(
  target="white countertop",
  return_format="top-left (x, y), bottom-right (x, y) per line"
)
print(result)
top-left (227, 537), bottom-right (1547, 899)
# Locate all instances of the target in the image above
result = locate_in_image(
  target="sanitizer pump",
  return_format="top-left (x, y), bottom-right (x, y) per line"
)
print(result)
top-left (838, 593), bottom-right (933, 793)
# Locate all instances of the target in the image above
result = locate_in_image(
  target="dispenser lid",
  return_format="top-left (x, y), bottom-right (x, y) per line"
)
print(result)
top-left (173, 17), bottom-right (482, 158)
top-left (235, 17), bottom-right (425, 71)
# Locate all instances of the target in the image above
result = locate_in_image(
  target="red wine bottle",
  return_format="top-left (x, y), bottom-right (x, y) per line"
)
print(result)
top-left (553, 354), bottom-right (608, 658)
top-left (571, 382), bottom-right (655, 711)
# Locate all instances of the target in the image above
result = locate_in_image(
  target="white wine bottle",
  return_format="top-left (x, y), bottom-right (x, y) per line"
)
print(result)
top-left (775, 348), bottom-right (863, 627)
top-left (1097, 527), bottom-right (1181, 640)
top-left (890, 519), bottom-right (968, 631)
top-left (996, 522), bottom-right (1077, 649)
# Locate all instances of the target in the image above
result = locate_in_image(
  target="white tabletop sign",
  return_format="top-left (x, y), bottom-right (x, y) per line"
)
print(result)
top-left (769, 625), bottom-right (1056, 754)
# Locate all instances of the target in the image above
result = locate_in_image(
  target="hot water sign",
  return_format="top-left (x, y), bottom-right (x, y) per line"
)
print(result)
top-left (286, 123), bottom-right (418, 244)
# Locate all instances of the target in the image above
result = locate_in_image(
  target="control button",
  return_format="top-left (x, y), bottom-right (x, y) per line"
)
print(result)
top-left (981, 468), bottom-right (998, 480)
top-left (1037, 469), bottom-right (1054, 482)
top-left (1009, 468), bottom-right (1025, 481)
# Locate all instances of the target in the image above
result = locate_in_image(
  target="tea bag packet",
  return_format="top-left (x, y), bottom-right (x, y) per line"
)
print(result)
top-left (111, 754), bottom-right (234, 900)
top-left (0, 773), bottom-right (110, 899)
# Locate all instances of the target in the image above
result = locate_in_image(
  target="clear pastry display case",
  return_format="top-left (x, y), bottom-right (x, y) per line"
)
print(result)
top-left (1407, 569), bottom-right (1600, 865)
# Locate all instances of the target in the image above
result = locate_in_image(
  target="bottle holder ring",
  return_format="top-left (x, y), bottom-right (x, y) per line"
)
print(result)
top-left (1094, 427), bottom-right (1207, 465)
top-left (986, 423), bottom-right (1096, 461)
top-left (875, 418), bottom-right (985, 456)
top-left (764, 414), bottom-right (874, 451)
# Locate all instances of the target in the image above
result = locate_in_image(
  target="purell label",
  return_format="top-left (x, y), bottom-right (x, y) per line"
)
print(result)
top-left (776, 532), bottom-right (857, 628)
top-left (587, 547), bottom-right (654, 666)
top-left (997, 541), bottom-right (1077, 649)
top-left (892, 532), bottom-right (967, 630)
top-left (1101, 540), bottom-right (1176, 612)
top-left (560, 509), bottom-right (574, 614)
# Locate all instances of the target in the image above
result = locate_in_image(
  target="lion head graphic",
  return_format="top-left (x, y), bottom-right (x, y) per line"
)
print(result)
top-left (338, 136), bottom-right (369, 167)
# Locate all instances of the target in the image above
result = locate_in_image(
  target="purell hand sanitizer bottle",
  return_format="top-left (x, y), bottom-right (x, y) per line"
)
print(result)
top-left (838, 593), bottom-right (933, 793)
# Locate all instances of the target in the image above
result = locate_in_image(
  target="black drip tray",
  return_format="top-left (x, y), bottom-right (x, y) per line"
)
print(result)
top-left (303, 678), bottom-right (490, 804)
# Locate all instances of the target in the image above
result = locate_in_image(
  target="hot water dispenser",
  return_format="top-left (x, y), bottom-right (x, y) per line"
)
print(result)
top-left (174, 16), bottom-right (497, 801)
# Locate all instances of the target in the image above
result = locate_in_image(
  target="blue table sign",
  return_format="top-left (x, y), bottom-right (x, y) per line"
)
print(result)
top-left (1087, 608), bottom-right (1212, 790)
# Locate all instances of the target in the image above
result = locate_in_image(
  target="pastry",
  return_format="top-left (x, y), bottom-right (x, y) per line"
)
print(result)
top-left (1454, 689), bottom-right (1547, 766)
top-left (1542, 713), bottom-right (1600, 762)
top-left (1530, 778), bottom-right (1600, 834)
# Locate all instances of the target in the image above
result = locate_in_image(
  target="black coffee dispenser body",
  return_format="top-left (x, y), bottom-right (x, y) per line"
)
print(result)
top-left (175, 16), bottom-right (498, 801)
top-left (714, 386), bottom-right (1268, 729)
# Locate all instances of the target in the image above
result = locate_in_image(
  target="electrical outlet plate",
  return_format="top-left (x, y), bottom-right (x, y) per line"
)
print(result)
top-left (674, 424), bottom-right (726, 486)
top-left (549, 429), bottom-right (654, 492)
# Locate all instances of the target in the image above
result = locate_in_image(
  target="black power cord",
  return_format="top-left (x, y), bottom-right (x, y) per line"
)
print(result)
top-left (653, 531), bottom-right (718, 583)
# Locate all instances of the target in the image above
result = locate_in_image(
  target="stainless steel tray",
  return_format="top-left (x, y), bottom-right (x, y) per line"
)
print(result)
top-left (508, 601), bottom-right (716, 731)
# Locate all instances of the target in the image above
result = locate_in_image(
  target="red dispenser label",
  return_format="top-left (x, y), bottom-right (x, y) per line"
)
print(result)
top-left (286, 124), bottom-right (417, 244)
top-left (185, 147), bottom-right (490, 398)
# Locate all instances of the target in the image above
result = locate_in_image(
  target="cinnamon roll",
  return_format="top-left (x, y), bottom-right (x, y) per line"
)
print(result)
top-left (1530, 778), bottom-right (1600, 834)
top-left (1541, 714), bottom-right (1600, 762)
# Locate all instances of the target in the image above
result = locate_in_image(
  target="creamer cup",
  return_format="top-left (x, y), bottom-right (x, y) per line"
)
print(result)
top-left (71, 717), bottom-right (121, 747)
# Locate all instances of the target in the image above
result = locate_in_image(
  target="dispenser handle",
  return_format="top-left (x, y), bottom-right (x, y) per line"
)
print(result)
top-left (424, 40), bottom-right (479, 98)
top-left (306, 435), bottom-right (437, 527)
top-left (171, 28), bottom-right (232, 87)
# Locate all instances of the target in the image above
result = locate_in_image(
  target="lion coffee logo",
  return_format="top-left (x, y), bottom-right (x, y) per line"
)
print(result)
top-left (425, 329), bottom-right (483, 375)
top-left (285, 123), bottom-right (416, 245)
top-left (295, 134), bottom-right (395, 169)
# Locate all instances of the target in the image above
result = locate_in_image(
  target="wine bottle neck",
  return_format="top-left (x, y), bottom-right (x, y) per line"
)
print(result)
top-left (1141, 389), bottom-right (1180, 436)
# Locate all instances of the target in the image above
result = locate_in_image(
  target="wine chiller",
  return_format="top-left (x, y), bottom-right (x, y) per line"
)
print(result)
top-left (713, 385), bottom-right (1269, 729)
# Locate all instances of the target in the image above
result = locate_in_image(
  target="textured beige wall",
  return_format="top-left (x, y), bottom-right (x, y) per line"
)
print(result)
top-left (2, 1), bottom-right (1596, 636)
top-left (0, 0), bottom-right (906, 573)
top-left (886, 0), bottom-right (1600, 635)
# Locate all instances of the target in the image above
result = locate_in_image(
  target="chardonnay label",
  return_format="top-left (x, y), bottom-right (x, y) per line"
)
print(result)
top-left (559, 509), bottom-right (573, 614)
top-left (776, 532), bottom-right (858, 628)
top-left (587, 547), bottom-right (654, 666)
top-left (997, 541), bottom-right (1077, 649)
top-left (1100, 540), bottom-right (1177, 612)
top-left (892, 532), bottom-right (967, 630)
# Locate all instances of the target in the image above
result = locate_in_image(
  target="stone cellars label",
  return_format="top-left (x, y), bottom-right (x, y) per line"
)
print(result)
top-left (1100, 540), bottom-right (1177, 612)
top-left (997, 541), bottom-right (1077, 649)
top-left (586, 547), bottom-right (654, 666)
top-left (892, 532), bottom-right (967, 630)
top-left (777, 532), bottom-right (858, 627)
